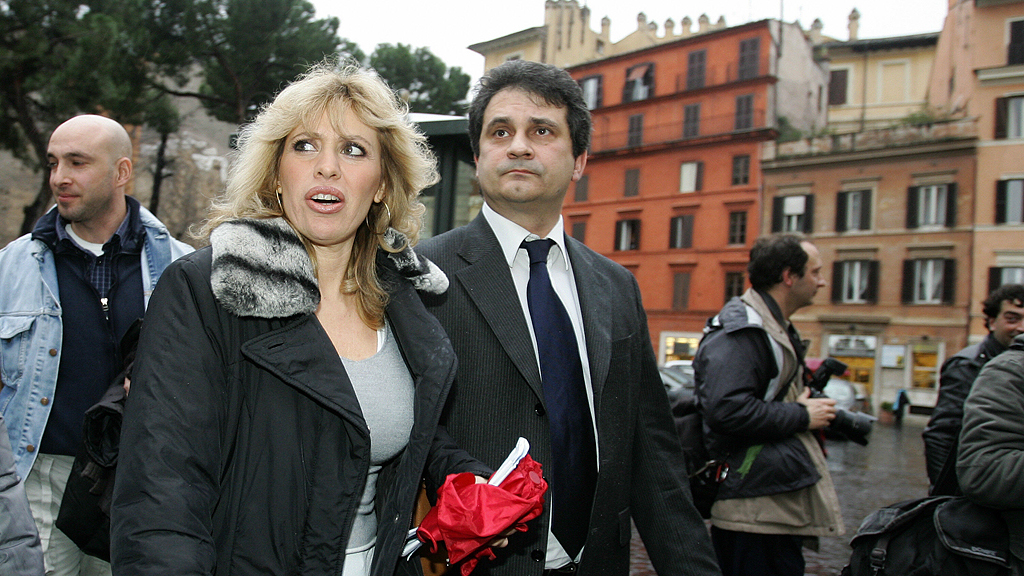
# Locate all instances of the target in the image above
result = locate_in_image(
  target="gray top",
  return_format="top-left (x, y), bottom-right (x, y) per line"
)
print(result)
top-left (340, 320), bottom-right (415, 559)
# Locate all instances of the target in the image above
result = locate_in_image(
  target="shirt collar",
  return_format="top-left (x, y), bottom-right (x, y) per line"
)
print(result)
top-left (53, 195), bottom-right (144, 256)
top-left (481, 202), bottom-right (570, 270)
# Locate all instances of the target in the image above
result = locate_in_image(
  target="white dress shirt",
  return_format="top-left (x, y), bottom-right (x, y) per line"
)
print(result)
top-left (481, 202), bottom-right (598, 568)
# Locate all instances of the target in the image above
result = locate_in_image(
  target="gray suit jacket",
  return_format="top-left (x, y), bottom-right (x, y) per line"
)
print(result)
top-left (419, 213), bottom-right (720, 576)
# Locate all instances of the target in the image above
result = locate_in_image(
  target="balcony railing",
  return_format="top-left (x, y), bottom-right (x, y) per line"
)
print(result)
top-left (765, 117), bottom-right (978, 160)
top-left (672, 60), bottom-right (769, 93)
top-left (591, 108), bottom-right (768, 153)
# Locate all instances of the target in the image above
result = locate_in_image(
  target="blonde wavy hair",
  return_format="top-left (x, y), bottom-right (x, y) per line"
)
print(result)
top-left (198, 60), bottom-right (440, 328)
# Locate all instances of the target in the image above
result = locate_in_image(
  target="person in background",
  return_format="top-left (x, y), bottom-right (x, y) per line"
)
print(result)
top-left (1, 412), bottom-right (44, 575)
top-left (694, 233), bottom-right (842, 576)
top-left (110, 62), bottom-right (491, 576)
top-left (419, 59), bottom-right (720, 576)
top-left (0, 114), bottom-right (193, 576)
top-left (923, 283), bottom-right (1024, 494)
top-left (957, 332), bottom-right (1024, 575)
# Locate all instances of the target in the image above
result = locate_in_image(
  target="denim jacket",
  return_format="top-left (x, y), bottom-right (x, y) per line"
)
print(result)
top-left (0, 206), bottom-right (192, 480)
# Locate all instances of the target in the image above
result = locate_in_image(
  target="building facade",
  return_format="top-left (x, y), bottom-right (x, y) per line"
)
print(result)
top-left (762, 120), bottom-right (978, 414)
top-left (929, 0), bottom-right (1024, 337)
top-left (563, 19), bottom-right (828, 363)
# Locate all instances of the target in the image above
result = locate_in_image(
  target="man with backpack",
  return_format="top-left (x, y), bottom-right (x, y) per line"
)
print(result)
top-left (694, 234), bottom-right (843, 576)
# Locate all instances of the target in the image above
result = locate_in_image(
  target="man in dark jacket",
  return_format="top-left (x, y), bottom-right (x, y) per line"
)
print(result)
top-left (957, 333), bottom-right (1024, 574)
top-left (694, 234), bottom-right (842, 576)
top-left (923, 283), bottom-right (1024, 492)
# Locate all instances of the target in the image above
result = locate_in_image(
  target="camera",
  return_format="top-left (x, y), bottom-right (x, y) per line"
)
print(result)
top-left (808, 358), bottom-right (875, 446)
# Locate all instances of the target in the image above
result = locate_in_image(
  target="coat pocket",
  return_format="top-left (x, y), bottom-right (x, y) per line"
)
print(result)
top-left (0, 315), bottom-right (36, 389)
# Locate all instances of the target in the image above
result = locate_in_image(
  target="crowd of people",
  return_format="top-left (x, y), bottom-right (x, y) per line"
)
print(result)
top-left (0, 57), bottom-right (1019, 576)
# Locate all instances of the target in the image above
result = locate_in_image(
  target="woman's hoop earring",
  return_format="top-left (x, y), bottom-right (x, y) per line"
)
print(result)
top-left (365, 201), bottom-right (391, 235)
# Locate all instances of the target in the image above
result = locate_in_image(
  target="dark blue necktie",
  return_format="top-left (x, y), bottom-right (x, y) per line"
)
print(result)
top-left (523, 239), bottom-right (596, 559)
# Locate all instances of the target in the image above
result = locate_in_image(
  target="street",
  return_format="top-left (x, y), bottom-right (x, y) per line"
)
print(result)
top-left (629, 418), bottom-right (932, 575)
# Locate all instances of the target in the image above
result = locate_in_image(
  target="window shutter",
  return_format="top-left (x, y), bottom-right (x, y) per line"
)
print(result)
top-left (901, 260), bottom-right (914, 304)
top-left (696, 162), bottom-right (704, 191)
top-left (906, 187), bottom-right (919, 229)
top-left (996, 180), bottom-right (1008, 224)
top-left (831, 261), bottom-right (843, 303)
top-left (772, 196), bottom-right (784, 232)
top-left (836, 191), bottom-right (848, 233)
top-left (865, 260), bottom-right (880, 304)
top-left (802, 194), bottom-right (815, 233)
top-left (989, 267), bottom-right (1002, 294)
top-left (945, 183), bottom-right (957, 227)
top-left (683, 214), bottom-right (694, 248)
top-left (996, 98), bottom-right (1008, 139)
top-left (942, 259), bottom-right (956, 304)
top-left (596, 76), bottom-right (603, 108)
top-left (862, 190), bottom-right (873, 231)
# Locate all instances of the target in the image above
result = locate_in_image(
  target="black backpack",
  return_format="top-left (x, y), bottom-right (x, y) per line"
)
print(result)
top-left (669, 393), bottom-right (726, 519)
top-left (841, 495), bottom-right (1010, 576)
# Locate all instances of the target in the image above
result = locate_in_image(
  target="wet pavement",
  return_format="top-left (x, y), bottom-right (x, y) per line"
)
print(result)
top-left (629, 418), bottom-right (931, 575)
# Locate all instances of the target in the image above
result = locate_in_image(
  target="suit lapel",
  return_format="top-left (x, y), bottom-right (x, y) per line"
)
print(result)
top-left (455, 215), bottom-right (544, 399)
top-left (566, 237), bottom-right (613, 403)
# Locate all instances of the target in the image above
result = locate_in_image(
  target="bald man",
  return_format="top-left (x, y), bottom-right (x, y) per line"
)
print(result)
top-left (0, 115), bottom-right (193, 575)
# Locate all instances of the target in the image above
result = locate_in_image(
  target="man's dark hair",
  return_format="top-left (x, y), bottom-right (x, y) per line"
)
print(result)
top-left (747, 234), bottom-right (810, 291)
top-left (467, 59), bottom-right (592, 158)
top-left (982, 283), bottom-right (1024, 320)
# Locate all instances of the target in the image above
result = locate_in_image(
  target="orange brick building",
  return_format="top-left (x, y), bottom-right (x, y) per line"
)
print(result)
top-left (563, 20), bottom-right (828, 362)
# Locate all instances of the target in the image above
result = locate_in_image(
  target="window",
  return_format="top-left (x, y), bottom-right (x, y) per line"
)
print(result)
top-left (571, 221), bottom-right (587, 243)
top-left (628, 114), bottom-right (643, 148)
top-left (574, 175), bottom-right (589, 203)
top-left (907, 184), bottom-right (956, 228)
top-left (687, 50), bottom-right (706, 90)
top-left (996, 96), bottom-right (1024, 139)
top-left (735, 94), bottom-right (754, 130)
top-left (670, 214), bottom-right (694, 249)
top-left (623, 62), bottom-right (654, 103)
top-left (738, 38), bottom-right (760, 80)
top-left (679, 161), bottom-right (703, 193)
top-left (828, 69), bottom-right (849, 105)
top-left (580, 75), bottom-right (603, 109)
top-left (683, 103), bottom-right (700, 139)
top-left (771, 194), bottom-right (814, 233)
top-left (902, 259), bottom-right (955, 304)
top-left (624, 169), bottom-right (640, 197)
top-left (731, 155), bottom-right (750, 185)
top-left (728, 211), bottom-right (747, 245)
top-left (615, 219), bottom-right (641, 251)
top-left (997, 179), bottom-right (1024, 224)
top-left (725, 271), bottom-right (745, 301)
top-left (1010, 20), bottom-right (1024, 65)
top-left (673, 272), bottom-right (691, 311)
top-left (836, 189), bottom-right (872, 232)
top-left (990, 267), bottom-right (1024, 293)
top-left (832, 260), bottom-right (879, 304)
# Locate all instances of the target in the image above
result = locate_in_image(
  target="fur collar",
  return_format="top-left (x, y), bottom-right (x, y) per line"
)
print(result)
top-left (210, 218), bottom-right (448, 318)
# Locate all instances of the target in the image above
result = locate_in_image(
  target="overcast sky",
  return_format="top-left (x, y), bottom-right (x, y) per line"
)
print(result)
top-left (313, 0), bottom-right (947, 83)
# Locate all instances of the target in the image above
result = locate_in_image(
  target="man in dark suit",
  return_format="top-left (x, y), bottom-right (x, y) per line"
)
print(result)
top-left (419, 59), bottom-right (720, 576)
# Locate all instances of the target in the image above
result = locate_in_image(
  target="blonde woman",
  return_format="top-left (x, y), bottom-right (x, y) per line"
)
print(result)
top-left (111, 62), bottom-right (490, 576)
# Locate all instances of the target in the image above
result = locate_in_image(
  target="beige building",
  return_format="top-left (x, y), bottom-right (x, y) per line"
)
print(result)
top-left (929, 0), bottom-right (1024, 337)
top-left (762, 119), bottom-right (978, 415)
top-left (468, 0), bottom-right (729, 72)
top-left (814, 9), bottom-right (940, 133)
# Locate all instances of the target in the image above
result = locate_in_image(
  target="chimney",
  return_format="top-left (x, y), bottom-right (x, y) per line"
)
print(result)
top-left (809, 18), bottom-right (824, 44)
top-left (680, 16), bottom-right (692, 37)
top-left (698, 13), bottom-right (710, 33)
top-left (848, 8), bottom-right (860, 41)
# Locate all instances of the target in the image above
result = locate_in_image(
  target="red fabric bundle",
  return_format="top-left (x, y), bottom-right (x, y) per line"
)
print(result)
top-left (417, 455), bottom-right (547, 576)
